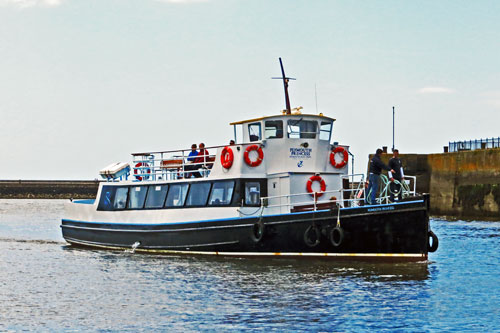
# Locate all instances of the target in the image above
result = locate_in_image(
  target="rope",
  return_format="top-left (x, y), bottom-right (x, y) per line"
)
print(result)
top-left (237, 206), bottom-right (264, 216)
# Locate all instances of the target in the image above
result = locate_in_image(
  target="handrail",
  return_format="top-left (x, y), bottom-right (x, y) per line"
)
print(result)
top-left (131, 142), bottom-right (257, 157)
top-left (259, 173), bottom-right (418, 212)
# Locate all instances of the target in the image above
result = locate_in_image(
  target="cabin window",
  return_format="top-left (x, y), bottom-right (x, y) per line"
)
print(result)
top-left (114, 187), bottom-right (129, 210)
top-left (145, 185), bottom-right (169, 208)
top-left (287, 119), bottom-right (317, 139)
top-left (128, 186), bottom-right (148, 209)
top-left (319, 122), bottom-right (332, 141)
top-left (265, 120), bottom-right (283, 139)
top-left (248, 123), bottom-right (262, 142)
top-left (245, 182), bottom-right (261, 206)
top-left (97, 186), bottom-right (117, 211)
top-left (186, 182), bottom-right (212, 206)
top-left (165, 183), bottom-right (189, 207)
top-left (209, 181), bottom-right (235, 206)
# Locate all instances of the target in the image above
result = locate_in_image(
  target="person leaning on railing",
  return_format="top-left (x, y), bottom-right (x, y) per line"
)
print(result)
top-left (366, 148), bottom-right (395, 205)
top-left (388, 149), bottom-right (405, 202)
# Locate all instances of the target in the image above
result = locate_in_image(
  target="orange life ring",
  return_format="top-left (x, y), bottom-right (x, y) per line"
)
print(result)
top-left (134, 162), bottom-right (150, 181)
top-left (330, 146), bottom-right (348, 169)
top-left (306, 175), bottom-right (326, 198)
top-left (220, 146), bottom-right (234, 169)
top-left (244, 145), bottom-right (264, 167)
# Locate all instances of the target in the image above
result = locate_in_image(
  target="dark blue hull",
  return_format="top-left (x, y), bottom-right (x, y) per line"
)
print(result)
top-left (61, 197), bottom-right (434, 261)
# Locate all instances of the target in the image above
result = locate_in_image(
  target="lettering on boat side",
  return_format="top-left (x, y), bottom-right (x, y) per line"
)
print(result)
top-left (367, 206), bottom-right (395, 212)
top-left (289, 148), bottom-right (312, 159)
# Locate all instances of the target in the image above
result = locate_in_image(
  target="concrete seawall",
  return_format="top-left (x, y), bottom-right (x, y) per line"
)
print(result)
top-left (0, 180), bottom-right (100, 199)
top-left (380, 149), bottom-right (500, 220)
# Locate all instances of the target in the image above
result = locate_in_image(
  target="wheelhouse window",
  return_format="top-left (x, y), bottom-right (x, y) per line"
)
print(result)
top-left (165, 183), bottom-right (189, 207)
top-left (145, 185), bottom-right (169, 209)
top-left (287, 119), bottom-right (317, 139)
top-left (319, 121), bottom-right (333, 141)
top-left (128, 186), bottom-right (148, 209)
top-left (248, 123), bottom-right (262, 142)
top-left (186, 182), bottom-right (211, 206)
top-left (209, 181), bottom-right (235, 206)
top-left (245, 182), bottom-right (261, 206)
top-left (264, 120), bottom-right (283, 139)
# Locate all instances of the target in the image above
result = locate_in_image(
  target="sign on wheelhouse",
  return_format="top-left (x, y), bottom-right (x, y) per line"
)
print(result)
top-left (61, 59), bottom-right (438, 261)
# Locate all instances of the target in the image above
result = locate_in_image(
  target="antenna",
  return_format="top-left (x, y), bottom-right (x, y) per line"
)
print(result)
top-left (272, 57), bottom-right (295, 115)
top-left (315, 83), bottom-right (318, 113)
top-left (392, 106), bottom-right (395, 152)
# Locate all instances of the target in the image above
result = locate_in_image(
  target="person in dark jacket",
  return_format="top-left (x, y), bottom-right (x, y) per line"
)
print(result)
top-left (388, 149), bottom-right (405, 202)
top-left (366, 148), bottom-right (395, 204)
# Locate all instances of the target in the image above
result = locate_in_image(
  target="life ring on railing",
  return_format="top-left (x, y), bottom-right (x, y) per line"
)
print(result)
top-left (244, 145), bottom-right (264, 167)
top-left (134, 162), bottom-right (151, 181)
top-left (220, 146), bottom-right (234, 169)
top-left (330, 146), bottom-right (348, 169)
top-left (306, 175), bottom-right (326, 198)
top-left (428, 230), bottom-right (439, 252)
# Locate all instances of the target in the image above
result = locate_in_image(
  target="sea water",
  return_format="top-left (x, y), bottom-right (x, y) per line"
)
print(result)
top-left (0, 199), bottom-right (499, 331)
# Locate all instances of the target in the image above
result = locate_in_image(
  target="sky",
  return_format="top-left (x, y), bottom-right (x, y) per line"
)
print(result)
top-left (1, 0), bottom-right (499, 179)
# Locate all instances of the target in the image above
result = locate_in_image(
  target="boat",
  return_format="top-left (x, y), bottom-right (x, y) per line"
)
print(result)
top-left (61, 59), bottom-right (438, 261)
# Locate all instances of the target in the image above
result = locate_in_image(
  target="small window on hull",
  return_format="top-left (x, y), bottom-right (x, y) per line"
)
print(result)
top-left (114, 187), bottom-right (128, 210)
top-left (186, 182), bottom-right (211, 206)
top-left (165, 184), bottom-right (189, 207)
top-left (128, 186), bottom-right (148, 209)
top-left (245, 182), bottom-right (260, 206)
top-left (209, 181), bottom-right (235, 206)
top-left (145, 185), bottom-right (169, 208)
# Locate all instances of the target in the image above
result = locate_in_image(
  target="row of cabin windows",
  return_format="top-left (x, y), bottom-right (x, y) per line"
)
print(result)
top-left (248, 120), bottom-right (332, 142)
top-left (97, 180), bottom-right (262, 211)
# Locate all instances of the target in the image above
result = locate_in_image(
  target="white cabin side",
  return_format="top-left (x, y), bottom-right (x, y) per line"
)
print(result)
top-left (207, 113), bottom-right (350, 214)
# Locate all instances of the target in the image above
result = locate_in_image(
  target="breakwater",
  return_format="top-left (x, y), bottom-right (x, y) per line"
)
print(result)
top-left (380, 149), bottom-right (500, 220)
top-left (0, 180), bottom-right (100, 199)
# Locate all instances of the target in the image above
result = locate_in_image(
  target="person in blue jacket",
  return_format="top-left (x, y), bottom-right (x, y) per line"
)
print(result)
top-left (366, 148), bottom-right (395, 205)
top-left (184, 144), bottom-right (199, 177)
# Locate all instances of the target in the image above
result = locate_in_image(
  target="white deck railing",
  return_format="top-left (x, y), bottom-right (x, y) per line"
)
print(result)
top-left (259, 174), bottom-right (418, 212)
top-left (130, 145), bottom-right (225, 181)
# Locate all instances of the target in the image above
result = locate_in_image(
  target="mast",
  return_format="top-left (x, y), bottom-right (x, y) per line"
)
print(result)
top-left (272, 57), bottom-right (295, 115)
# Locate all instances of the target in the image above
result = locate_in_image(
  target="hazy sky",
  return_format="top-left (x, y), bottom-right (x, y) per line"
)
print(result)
top-left (1, 0), bottom-right (499, 179)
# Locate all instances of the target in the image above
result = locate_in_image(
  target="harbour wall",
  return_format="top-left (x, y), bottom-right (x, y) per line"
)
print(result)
top-left (380, 149), bottom-right (500, 220)
top-left (0, 180), bottom-right (100, 199)
top-left (3, 148), bottom-right (500, 220)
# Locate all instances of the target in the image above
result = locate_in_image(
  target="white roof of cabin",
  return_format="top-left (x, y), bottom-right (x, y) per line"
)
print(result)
top-left (229, 113), bottom-right (335, 125)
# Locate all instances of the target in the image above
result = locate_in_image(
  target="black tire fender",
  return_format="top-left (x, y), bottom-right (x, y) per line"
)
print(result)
top-left (329, 226), bottom-right (344, 247)
top-left (251, 221), bottom-right (265, 243)
top-left (304, 225), bottom-right (321, 247)
top-left (428, 230), bottom-right (439, 252)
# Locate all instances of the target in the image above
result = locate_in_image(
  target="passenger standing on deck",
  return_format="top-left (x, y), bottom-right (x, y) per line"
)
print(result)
top-left (184, 144), bottom-right (199, 178)
top-left (366, 148), bottom-right (395, 205)
top-left (388, 149), bottom-right (405, 202)
top-left (193, 143), bottom-right (209, 178)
